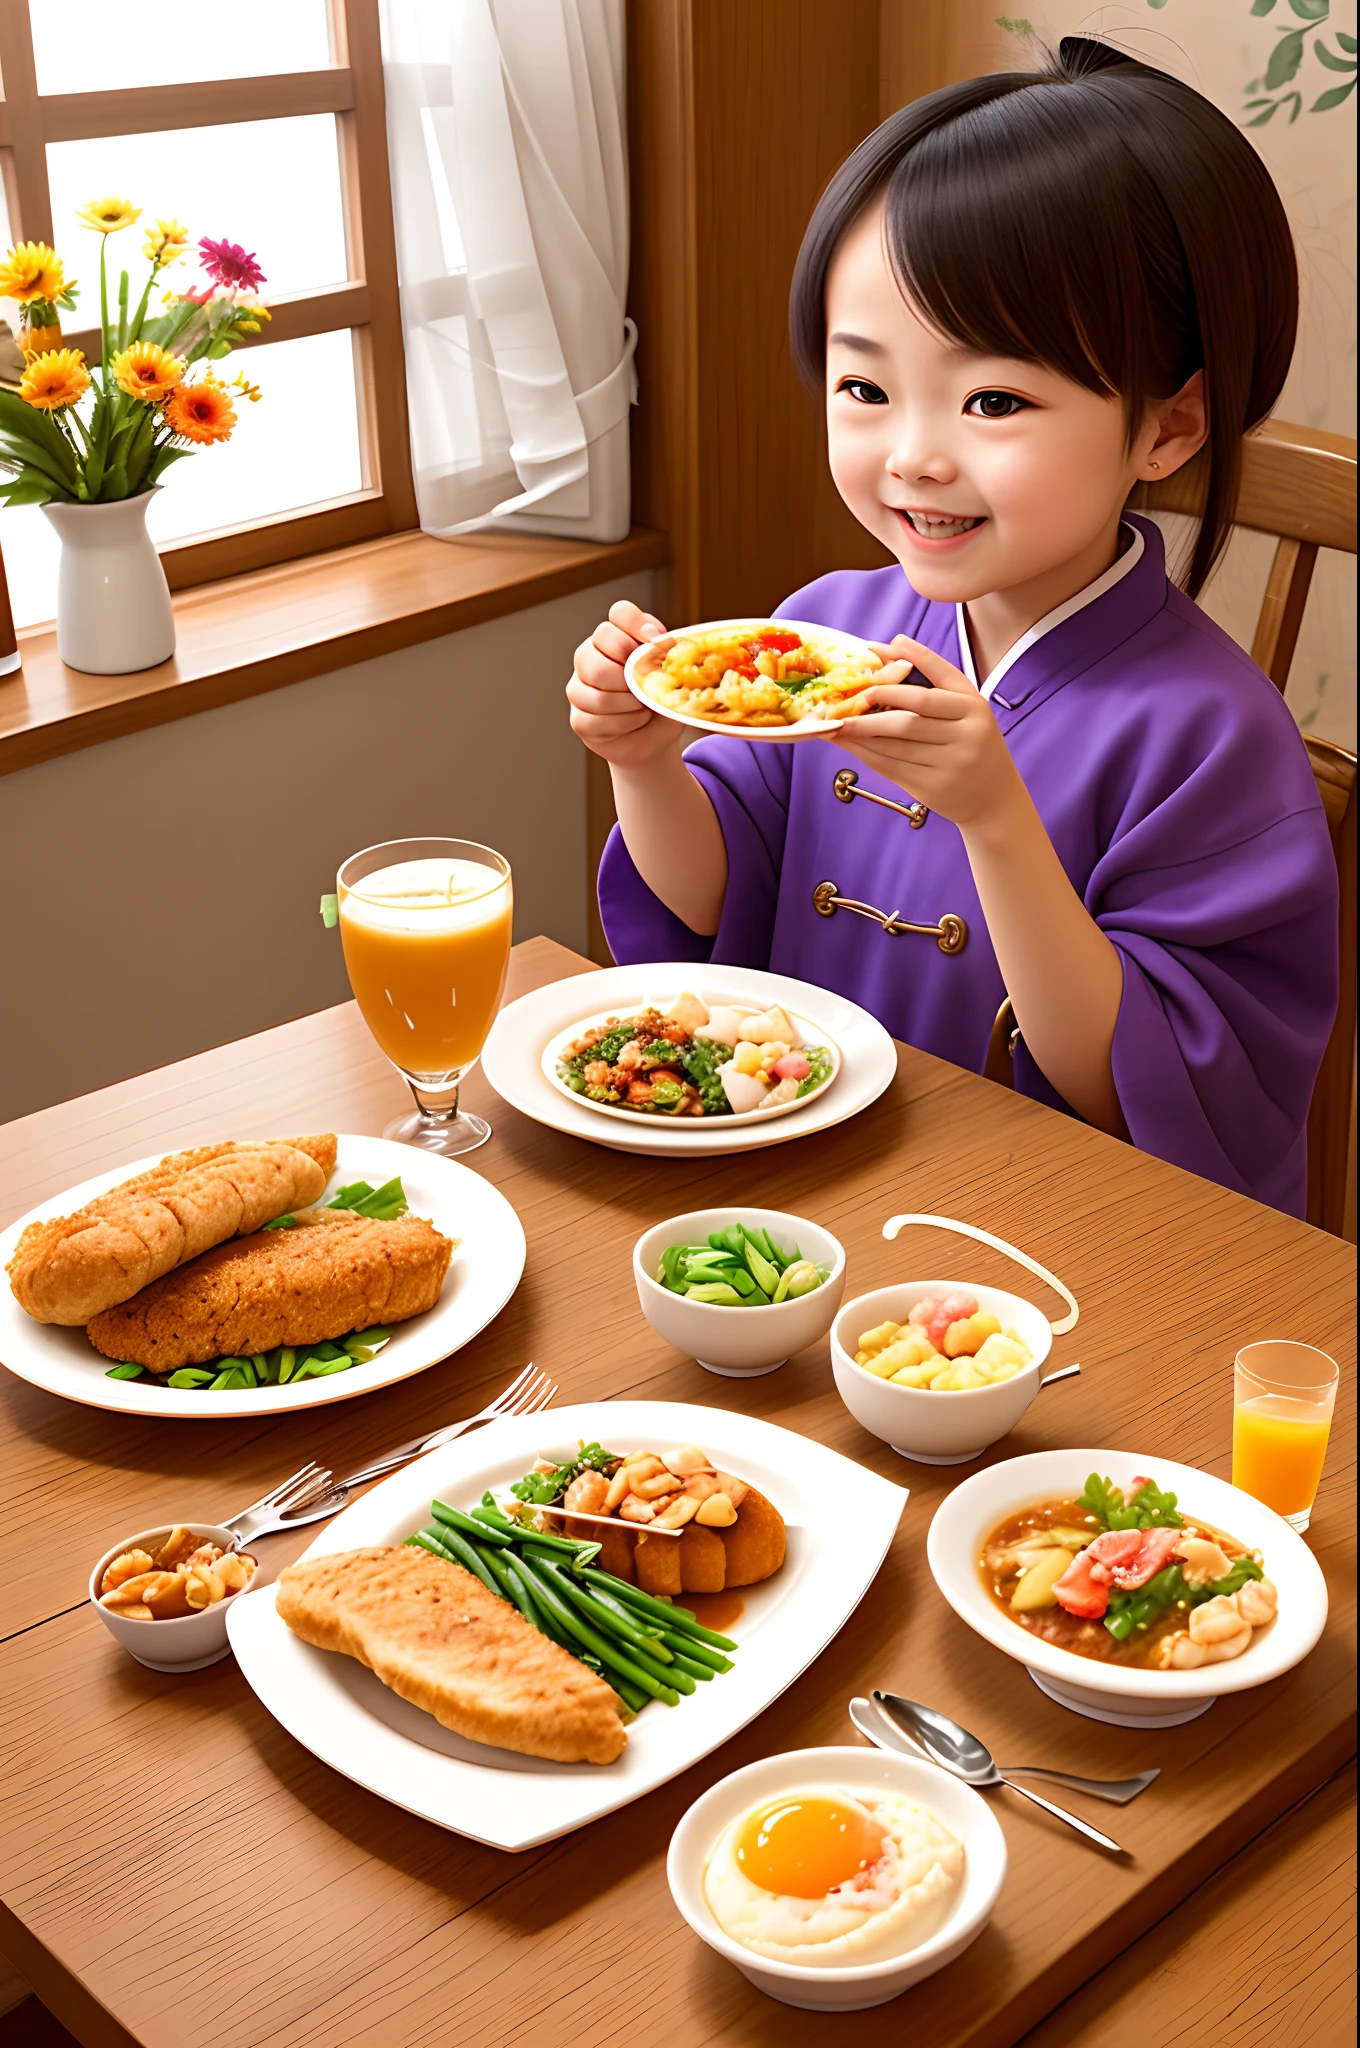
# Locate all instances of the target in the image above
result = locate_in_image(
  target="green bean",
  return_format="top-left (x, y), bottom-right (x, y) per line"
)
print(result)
top-left (408, 1529), bottom-right (465, 1572)
top-left (430, 1523), bottom-right (504, 1598)
top-left (658, 1644), bottom-right (717, 1682)
top-left (478, 1544), bottom-right (543, 1630)
top-left (432, 1500), bottom-right (515, 1547)
top-left (657, 1629), bottom-right (733, 1673)
top-left (580, 1570), bottom-right (738, 1650)
top-left (539, 1568), bottom-right (694, 1694)
top-left (518, 1559), bottom-right (679, 1705)
top-left (538, 1565), bottom-right (675, 1662)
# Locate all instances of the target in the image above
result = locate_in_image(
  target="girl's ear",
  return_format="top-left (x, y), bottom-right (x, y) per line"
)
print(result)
top-left (1137, 370), bottom-right (1208, 483)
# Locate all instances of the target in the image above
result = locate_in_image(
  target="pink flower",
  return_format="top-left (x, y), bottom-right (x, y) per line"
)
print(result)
top-left (197, 237), bottom-right (266, 291)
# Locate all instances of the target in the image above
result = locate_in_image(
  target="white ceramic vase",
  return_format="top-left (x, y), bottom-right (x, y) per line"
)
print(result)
top-left (42, 488), bottom-right (175, 675)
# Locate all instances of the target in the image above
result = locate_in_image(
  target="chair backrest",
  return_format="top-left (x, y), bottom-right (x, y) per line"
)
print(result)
top-left (986, 419), bottom-right (1358, 1238)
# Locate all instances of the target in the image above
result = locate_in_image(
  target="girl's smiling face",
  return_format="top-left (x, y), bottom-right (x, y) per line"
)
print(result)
top-left (823, 199), bottom-right (1177, 612)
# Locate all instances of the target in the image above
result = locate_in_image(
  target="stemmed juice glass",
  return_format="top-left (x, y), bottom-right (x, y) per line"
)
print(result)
top-left (337, 836), bottom-right (513, 1155)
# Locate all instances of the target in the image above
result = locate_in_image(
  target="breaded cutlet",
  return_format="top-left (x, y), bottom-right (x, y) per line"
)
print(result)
top-left (276, 1546), bottom-right (627, 1765)
top-left (85, 1207), bottom-right (455, 1368)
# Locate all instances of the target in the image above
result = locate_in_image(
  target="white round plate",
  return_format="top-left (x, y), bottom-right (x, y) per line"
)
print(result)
top-left (0, 1135), bottom-right (526, 1418)
top-left (927, 1448), bottom-right (1329, 1723)
top-left (624, 617), bottom-right (879, 742)
top-left (541, 999), bottom-right (840, 1128)
top-left (482, 964), bottom-right (898, 1156)
top-left (227, 1398), bottom-right (910, 1850)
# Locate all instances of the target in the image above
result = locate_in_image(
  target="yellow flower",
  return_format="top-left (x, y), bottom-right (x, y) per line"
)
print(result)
top-left (164, 377), bottom-right (236, 445)
top-left (0, 240), bottom-right (66, 304)
top-left (111, 341), bottom-right (185, 402)
top-left (143, 217), bottom-right (189, 268)
top-left (19, 348), bottom-right (89, 411)
top-left (76, 196), bottom-right (142, 235)
top-left (228, 368), bottom-right (263, 403)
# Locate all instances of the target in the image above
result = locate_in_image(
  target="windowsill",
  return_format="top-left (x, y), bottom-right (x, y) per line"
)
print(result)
top-left (0, 523), bottom-right (670, 776)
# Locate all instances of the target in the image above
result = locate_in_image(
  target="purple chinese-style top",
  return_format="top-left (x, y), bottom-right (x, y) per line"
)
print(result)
top-left (599, 516), bottom-right (1339, 1216)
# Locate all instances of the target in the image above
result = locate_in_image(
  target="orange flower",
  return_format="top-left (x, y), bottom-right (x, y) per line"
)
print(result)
top-left (164, 377), bottom-right (236, 444)
top-left (111, 341), bottom-right (185, 402)
top-left (0, 240), bottom-right (65, 304)
top-left (19, 347), bottom-right (89, 411)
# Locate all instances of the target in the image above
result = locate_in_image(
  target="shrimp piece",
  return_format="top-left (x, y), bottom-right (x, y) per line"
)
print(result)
top-left (616, 1041), bottom-right (645, 1071)
top-left (582, 1060), bottom-right (612, 1087)
top-left (563, 1470), bottom-right (611, 1516)
top-left (1163, 1632), bottom-right (1208, 1669)
top-left (1235, 1576), bottom-right (1278, 1627)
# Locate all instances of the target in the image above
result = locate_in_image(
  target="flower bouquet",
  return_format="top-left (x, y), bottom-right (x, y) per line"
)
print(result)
top-left (0, 199), bottom-right (268, 673)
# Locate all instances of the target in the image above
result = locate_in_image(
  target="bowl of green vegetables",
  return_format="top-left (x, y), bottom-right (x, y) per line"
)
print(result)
top-left (633, 1208), bottom-right (846, 1378)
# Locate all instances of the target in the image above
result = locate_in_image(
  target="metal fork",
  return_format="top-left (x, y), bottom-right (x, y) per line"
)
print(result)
top-left (336, 1364), bottom-right (557, 1488)
top-left (224, 1462), bottom-right (334, 1546)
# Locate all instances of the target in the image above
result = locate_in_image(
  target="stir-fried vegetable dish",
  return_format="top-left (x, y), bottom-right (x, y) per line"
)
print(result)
top-left (555, 992), bottom-right (834, 1119)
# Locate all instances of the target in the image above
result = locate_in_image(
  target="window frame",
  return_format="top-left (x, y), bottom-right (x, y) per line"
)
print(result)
top-left (0, 0), bottom-right (417, 591)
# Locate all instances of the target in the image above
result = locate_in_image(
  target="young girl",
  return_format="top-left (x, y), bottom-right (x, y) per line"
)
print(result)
top-left (566, 39), bottom-right (1338, 1218)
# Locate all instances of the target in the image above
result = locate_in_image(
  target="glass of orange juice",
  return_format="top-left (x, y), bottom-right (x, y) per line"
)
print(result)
top-left (337, 837), bottom-right (513, 1155)
top-left (1232, 1340), bottom-right (1339, 1532)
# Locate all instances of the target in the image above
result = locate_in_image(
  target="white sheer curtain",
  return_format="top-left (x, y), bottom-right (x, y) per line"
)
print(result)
top-left (380, 0), bottom-right (635, 541)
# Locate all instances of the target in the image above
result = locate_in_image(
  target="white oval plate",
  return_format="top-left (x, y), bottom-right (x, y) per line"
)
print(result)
top-left (541, 997), bottom-right (841, 1128)
top-left (927, 1448), bottom-right (1329, 1705)
top-left (227, 1398), bottom-right (910, 1850)
top-left (482, 964), bottom-right (898, 1156)
top-left (0, 1135), bottom-right (526, 1419)
top-left (624, 617), bottom-right (880, 742)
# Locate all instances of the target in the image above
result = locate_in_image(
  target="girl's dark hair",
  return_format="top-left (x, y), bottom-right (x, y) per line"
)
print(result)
top-left (789, 37), bottom-right (1297, 596)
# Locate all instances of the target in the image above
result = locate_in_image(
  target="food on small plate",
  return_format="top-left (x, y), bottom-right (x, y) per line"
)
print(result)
top-left (500, 1440), bottom-right (786, 1596)
top-left (98, 1524), bottom-right (256, 1621)
top-left (703, 1785), bottom-right (963, 1967)
top-left (407, 1487), bottom-right (742, 1732)
top-left (85, 1206), bottom-right (455, 1370)
top-left (6, 1133), bottom-right (338, 1326)
top-left (276, 1545), bottom-right (629, 1766)
top-left (854, 1291), bottom-right (1033, 1389)
top-left (634, 622), bottom-right (880, 729)
top-left (555, 993), bottom-right (834, 1120)
top-left (656, 1220), bottom-right (829, 1307)
top-left (979, 1470), bottom-right (1279, 1671)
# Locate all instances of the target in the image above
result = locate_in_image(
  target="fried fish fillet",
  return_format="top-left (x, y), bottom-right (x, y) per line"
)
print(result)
top-left (7, 1135), bottom-right (338, 1326)
top-left (276, 1546), bottom-right (627, 1765)
top-left (85, 1207), bottom-right (454, 1368)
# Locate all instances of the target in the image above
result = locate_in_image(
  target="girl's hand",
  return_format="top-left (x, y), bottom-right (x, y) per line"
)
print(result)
top-left (567, 600), bottom-right (684, 769)
top-left (838, 634), bottom-right (1022, 833)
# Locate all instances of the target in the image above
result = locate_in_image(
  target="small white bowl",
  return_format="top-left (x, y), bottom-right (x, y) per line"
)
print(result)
top-left (927, 1449), bottom-right (1330, 1728)
top-left (89, 1522), bottom-right (250, 1673)
top-left (832, 1280), bottom-right (1053, 1464)
top-left (667, 1744), bottom-right (1006, 2011)
top-left (634, 1207), bottom-right (846, 1377)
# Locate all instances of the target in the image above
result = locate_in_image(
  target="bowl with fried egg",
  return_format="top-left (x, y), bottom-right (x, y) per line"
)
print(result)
top-left (667, 1745), bottom-right (1005, 2010)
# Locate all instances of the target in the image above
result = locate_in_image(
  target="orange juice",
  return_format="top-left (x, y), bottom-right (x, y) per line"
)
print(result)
top-left (1232, 1394), bottom-right (1332, 1517)
top-left (339, 856), bottom-right (512, 1076)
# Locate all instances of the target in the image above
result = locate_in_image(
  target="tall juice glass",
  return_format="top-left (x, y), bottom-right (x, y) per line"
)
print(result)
top-left (1232, 1339), bottom-right (1338, 1533)
top-left (338, 837), bottom-right (513, 1155)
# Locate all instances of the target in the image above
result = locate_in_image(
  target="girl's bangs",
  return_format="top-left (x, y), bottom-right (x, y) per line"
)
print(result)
top-left (879, 92), bottom-right (1187, 411)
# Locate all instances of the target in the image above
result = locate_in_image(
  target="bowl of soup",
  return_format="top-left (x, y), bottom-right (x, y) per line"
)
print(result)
top-left (926, 1448), bottom-right (1329, 1727)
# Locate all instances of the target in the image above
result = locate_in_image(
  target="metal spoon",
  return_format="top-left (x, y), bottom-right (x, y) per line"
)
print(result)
top-left (870, 1692), bottom-right (1157, 1803)
top-left (1039, 1362), bottom-right (1082, 1391)
top-left (851, 1693), bottom-right (1129, 1855)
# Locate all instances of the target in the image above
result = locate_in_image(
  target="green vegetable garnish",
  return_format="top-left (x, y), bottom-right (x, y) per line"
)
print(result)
top-left (108, 1326), bottom-right (394, 1392)
top-left (509, 1442), bottom-right (620, 1507)
top-left (1103, 1554), bottom-right (1264, 1640)
top-left (266, 1175), bottom-right (409, 1231)
top-left (681, 1037), bottom-right (733, 1114)
top-left (1078, 1472), bottom-right (1184, 1532)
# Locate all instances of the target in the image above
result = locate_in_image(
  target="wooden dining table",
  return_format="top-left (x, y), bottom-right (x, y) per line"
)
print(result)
top-left (0, 937), bottom-right (1354, 2048)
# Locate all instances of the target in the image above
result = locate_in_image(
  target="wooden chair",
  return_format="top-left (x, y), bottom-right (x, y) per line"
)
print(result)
top-left (985, 419), bottom-right (1358, 1238)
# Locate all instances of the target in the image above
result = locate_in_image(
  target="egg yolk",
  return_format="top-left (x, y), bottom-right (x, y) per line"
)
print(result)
top-left (734, 1796), bottom-right (886, 1899)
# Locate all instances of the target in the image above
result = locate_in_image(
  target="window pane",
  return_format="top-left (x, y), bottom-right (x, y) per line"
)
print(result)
top-left (0, 329), bottom-right (363, 631)
top-left (28, 0), bottom-right (333, 94)
top-left (46, 116), bottom-right (349, 307)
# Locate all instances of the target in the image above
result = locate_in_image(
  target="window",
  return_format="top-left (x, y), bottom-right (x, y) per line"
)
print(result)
top-left (0, 0), bottom-right (415, 629)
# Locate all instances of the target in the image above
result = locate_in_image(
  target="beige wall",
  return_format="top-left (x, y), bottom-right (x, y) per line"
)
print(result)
top-left (1, 573), bottom-right (653, 1123)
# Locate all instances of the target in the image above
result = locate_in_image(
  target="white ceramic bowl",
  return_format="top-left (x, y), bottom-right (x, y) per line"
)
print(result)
top-left (634, 1208), bottom-right (846, 1377)
top-left (927, 1448), bottom-right (1331, 1728)
top-left (832, 1281), bottom-right (1054, 1463)
top-left (667, 1744), bottom-right (1006, 2011)
top-left (89, 1522), bottom-right (252, 1672)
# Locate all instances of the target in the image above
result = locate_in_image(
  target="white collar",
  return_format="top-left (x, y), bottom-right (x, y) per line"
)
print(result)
top-left (956, 521), bottom-right (1146, 703)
